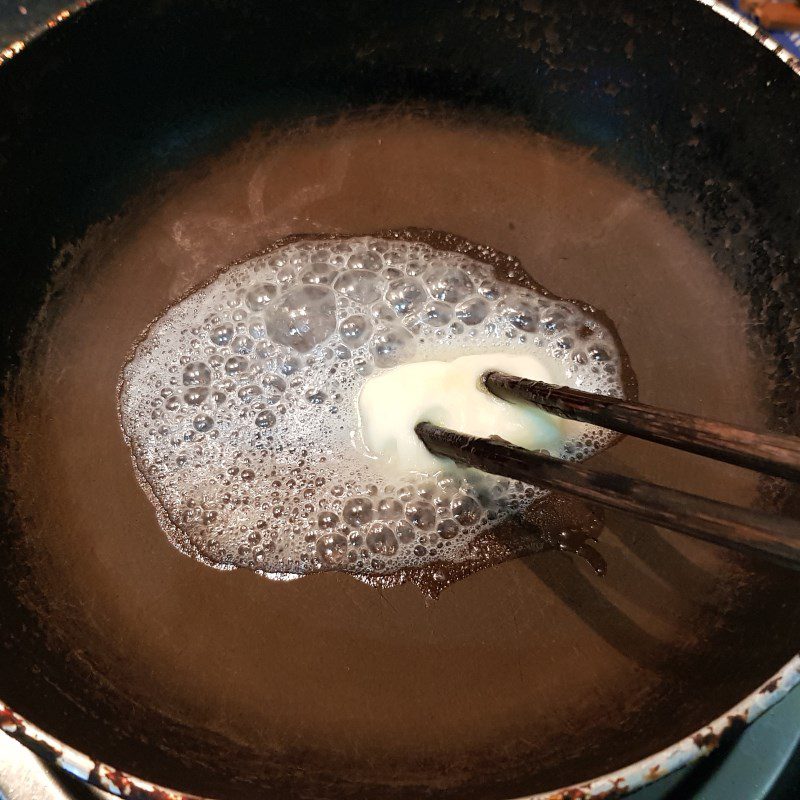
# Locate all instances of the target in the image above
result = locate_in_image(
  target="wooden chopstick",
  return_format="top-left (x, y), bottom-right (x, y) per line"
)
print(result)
top-left (415, 422), bottom-right (800, 571)
top-left (484, 372), bottom-right (800, 483)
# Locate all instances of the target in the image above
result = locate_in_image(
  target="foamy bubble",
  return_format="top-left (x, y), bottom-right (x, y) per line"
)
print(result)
top-left (119, 231), bottom-right (628, 578)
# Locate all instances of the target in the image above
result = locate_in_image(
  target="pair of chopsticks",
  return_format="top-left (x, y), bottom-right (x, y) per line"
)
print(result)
top-left (415, 372), bottom-right (800, 570)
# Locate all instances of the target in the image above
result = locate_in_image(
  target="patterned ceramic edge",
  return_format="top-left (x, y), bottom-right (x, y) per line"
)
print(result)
top-left (1, 655), bottom-right (798, 800)
top-left (698, 0), bottom-right (800, 74)
top-left (517, 654), bottom-right (800, 800)
top-left (0, 1), bottom-right (799, 799)
top-left (0, 700), bottom-right (202, 799)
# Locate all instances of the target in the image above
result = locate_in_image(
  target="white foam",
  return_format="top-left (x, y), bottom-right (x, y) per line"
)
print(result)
top-left (119, 234), bottom-right (626, 576)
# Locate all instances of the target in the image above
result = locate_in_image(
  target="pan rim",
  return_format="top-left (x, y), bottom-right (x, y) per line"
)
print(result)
top-left (1, 656), bottom-right (798, 800)
top-left (0, 0), bottom-right (798, 798)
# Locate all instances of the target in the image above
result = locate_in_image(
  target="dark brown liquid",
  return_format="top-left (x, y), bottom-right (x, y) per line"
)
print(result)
top-left (3, 111), bottom-right (772, 791)
top-left (360, 491), bottom-right (607, 597)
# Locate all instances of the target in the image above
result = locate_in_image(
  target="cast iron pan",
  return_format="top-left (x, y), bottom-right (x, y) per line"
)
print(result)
top-left (1, 1), bottom-right (799, 798)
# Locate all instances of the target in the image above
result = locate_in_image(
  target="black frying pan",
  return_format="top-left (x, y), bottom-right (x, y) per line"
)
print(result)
top-left (1, 1), bottom-right (799, 798)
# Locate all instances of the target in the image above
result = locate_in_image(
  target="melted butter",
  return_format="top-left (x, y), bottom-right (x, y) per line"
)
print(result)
top-left (358, 352), bottom-right (572, 476)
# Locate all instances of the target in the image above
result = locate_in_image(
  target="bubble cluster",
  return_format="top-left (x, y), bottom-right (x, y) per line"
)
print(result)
top-left (119, 231), bottom-right (628, 578)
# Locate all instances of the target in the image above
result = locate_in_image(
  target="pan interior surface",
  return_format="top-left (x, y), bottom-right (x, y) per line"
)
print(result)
top-left (0, 2), bottom-right (799, 799)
